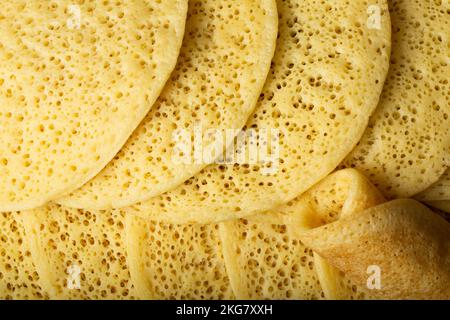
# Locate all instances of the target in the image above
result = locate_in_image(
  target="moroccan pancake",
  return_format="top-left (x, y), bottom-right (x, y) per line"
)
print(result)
top-left (56, 0), bottom-right (278, 210)
top-left (125, 217), bottom-right (234, 300)
top-left (0, 212), bottom-right (50, 299)
top-left (300, 199), bottom-right (450, 299)
top-left (294, 169), bottom-right (385, 299)
top-left (342, 0), bottom-right (450, 198)
top-left (22, 205), bottom-right (135, 299)
top-left (4, 171), bottom-right (447, 299)
top-left (127, 0), bottom-right (391, 223)
top-left (0, 0), bottom-right (188, 211)
top-left (219, 216), bottom-right (324, 299)
top-left (257, 170), bottom-right (450, 299)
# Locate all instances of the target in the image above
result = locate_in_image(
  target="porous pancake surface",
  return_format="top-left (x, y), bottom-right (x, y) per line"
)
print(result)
top-left (126, 217), bottom-right (234, 299)
top-left (128, 0), bottom-right (391, 223)
top-left (22, 205), bottom-right (135, 299)
top-left (343, 0), bottom-right (450, 198)
top-left (0, 0), bottom-right (187, 211)
top-left (0, 212), bottom-right (49, 299)
top-left (57, 0), bottom-right (278, 210)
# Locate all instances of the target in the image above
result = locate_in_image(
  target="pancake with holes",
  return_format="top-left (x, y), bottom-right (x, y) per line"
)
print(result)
top-left (0, 0), bottom-right (187, 211)
top-left (342, 0), bottom-right (450, 198)
top-left (0, 212), bottom-right (50, 299)
top-left (127, 0), bottom-right (391, 223)
top-left (126, 217), bottom-right (234, 299)
top-left (219, 216), bottom-right (324, 299)
top-left (21, 204), bottom-right (135, 299)
top-left (56, 0), bottom-right (278, 210)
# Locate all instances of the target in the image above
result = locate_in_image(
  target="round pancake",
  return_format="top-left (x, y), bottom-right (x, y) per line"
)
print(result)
top-left (56, 0), bottom-right (278, 210)
top-left (342, 0), bottom-right (450, 198)
top-left (127, 0), bottom-right (391, 223)
top-left (0, 0), bottom-right (188, 211)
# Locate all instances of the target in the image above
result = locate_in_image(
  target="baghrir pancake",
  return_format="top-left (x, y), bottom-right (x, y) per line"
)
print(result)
top-left (0, 0), bottom-right (188, 211)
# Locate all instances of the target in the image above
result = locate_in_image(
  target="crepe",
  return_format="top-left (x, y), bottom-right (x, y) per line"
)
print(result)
top-left (0, 0), bottom-right (187, 211)
top-left (57, 0), bottom-right (278, 210)
top-left (127, 0), bottom-right (391, 223)
top-left (343, 0), bottom-right (450, 198)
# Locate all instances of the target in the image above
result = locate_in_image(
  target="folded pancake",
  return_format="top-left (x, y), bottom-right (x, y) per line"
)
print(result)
top-left (301, 169), bottom-right (385, 299)
top-left (0, 0), bottom-right (188, 211)
top-left (22, 205), bottom-right (135, 299)
top-left (415, 168), bottom-right (450, 201)
top-left (127, 0), bottom-right (391, 224)
top-left (126, 216), bottom-right (234, 299)
top-left (57, 0), bottom-right (278, 210)
top-left (266, 169), bottom-right (385, 300)
top-left (343, 0), bottom-right (450, 198)
top-left (300, 199), bottom-right (450, 299)
top-left (125, 169), bottom-right (380, 300)
top-left (0, 212), bottom-right (50, 299)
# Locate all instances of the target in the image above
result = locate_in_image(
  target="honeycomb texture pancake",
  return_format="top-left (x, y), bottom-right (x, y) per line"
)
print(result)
top-left (415, 168), bottom-right (450, 201)
top-left (0, 212), bottom-right (50, 299)
top-left (343, 0), bottom-right (450, 198)
top-left (126, 216), bottom-right (234, 299)
top-left (0, 0), bottom-right (188, 211)
top-left (219, 217), bottom-right (324, 300)
top-left (300, 199), bottom-right (450, 299)
top-left (127, 0), bottom-right (391, 223)
top-left (57, 0), bottom-right (278, 210)
top-left (22, 205), bottom-right (135, 299)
